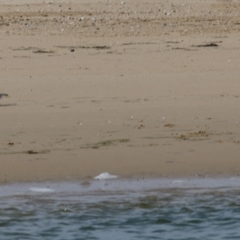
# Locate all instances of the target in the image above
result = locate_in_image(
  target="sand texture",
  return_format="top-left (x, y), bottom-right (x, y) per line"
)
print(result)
top-left (1, 0), bottom-right (240, 182)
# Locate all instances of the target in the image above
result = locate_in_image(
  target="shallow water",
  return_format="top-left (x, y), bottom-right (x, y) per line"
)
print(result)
top-left (1, 178), bottom-right (240, 240)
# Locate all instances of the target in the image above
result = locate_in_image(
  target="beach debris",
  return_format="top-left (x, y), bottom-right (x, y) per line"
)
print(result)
top-left (138, 124), bottom-right (145, 129)
top-left (94, 172), bottom-right (118, 180)
top-left (33, 49), bottom-right (54, 54)
top-left (176, 131), bottom-right (210, 141)
top-left (164, 123), bottom-right (175, 128)
top-left (81, 139), bottom-right (130, 149)
top-left (0, 103), bottom-right (16, 107)
top-left (0, 93), bottom-right (8, 99)
top-left (192, 43), bottom-right (219, 48)
top-left (25, 150), bottom-right (50, 154)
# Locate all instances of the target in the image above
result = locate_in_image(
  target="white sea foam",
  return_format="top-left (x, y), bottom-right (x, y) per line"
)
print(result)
top-left (94, 172), bottom-right (118, 180)
top-left (171, 180), bottom-right (186, 184)
top-left (29, 187), bottom-right (55, 193)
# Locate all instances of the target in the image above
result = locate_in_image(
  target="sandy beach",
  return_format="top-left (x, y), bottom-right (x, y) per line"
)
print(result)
top-left (1, 0), bottom-right (240, 183)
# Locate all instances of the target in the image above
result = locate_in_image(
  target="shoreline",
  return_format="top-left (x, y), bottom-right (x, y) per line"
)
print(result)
top-left (2, 176), bottom-right (240, 194)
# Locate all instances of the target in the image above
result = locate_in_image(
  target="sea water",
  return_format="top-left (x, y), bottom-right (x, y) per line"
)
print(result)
top-left (1, 177), bottom-right (240, 240)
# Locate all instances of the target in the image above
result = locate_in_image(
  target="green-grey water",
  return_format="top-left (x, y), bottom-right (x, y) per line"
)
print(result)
top-left (0, 178), bottom-right (240, 239)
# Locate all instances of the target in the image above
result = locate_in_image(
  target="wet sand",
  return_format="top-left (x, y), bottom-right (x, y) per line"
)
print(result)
top-left (1, 0), bottom-right (240, 183)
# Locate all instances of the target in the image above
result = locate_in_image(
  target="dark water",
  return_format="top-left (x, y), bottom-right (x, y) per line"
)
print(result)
top-left (1, 178), bottom-right (240, 240)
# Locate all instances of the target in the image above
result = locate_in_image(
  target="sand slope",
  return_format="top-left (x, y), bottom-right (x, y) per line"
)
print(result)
top-left (1, 0), bottom-right (240, 182)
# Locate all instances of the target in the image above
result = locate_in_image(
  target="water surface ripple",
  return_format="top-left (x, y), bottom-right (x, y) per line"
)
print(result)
top-left (0, 178), bottom-right (240, 239)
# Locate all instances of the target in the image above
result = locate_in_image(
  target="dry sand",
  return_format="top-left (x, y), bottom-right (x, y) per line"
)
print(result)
top-left (1, 0), bottom-right (240, 183)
